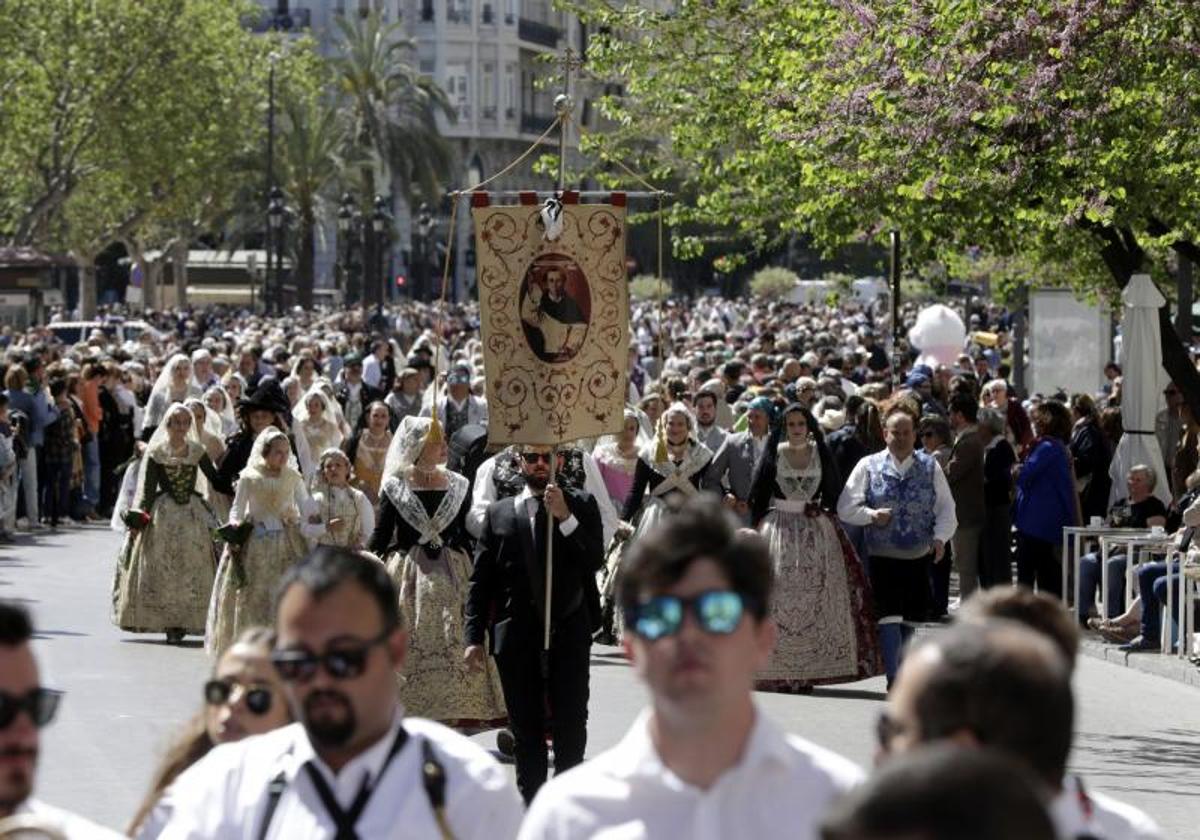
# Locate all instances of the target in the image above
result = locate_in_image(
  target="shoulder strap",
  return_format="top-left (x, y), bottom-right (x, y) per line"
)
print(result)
top-left (421, 737), bottom-right (455, 840)
top-left (256, 771), bottom-right (288, 840)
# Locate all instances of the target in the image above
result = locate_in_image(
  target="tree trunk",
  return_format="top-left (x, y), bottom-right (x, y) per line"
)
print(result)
top-left (1011, 286), bottom-right (1027, 399)
top-left (298, 210), bottom-right (315, 310)
top-left (1176, 256), bottom-right (1193, 343)
top-left (171, 241), bottom-right (189, 309)
top-left (145, 258), bottom-right (165, 311)
top-left (78, 257), bottom-right (98, 320)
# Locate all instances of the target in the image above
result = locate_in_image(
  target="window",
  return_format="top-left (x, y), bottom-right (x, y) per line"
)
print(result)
top-left (446, 0), bottom-right (470, 23)
top-left (481, 62), bottom-right (496, 118)
top-left (504, 63), bottom-right (516, 118)
top-left (446, 63), bottom-right (470, 118)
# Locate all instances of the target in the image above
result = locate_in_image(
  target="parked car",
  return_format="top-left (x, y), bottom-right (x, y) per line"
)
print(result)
top-left (46, 319), bottom-right (164, 346)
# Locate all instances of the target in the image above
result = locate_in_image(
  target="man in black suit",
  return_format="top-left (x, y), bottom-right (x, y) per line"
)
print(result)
top-left (464, 444), bottom-right (604, 804)
top-left (334, 354), bottom-right (383, 432)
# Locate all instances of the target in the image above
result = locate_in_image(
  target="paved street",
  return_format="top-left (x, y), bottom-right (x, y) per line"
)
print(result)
top-left (6, 524), bottom-right (1200, 837)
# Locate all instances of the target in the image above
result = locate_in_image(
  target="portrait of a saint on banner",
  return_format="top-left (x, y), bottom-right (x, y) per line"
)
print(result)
top-left (472, 197), bottom-right (630, 446)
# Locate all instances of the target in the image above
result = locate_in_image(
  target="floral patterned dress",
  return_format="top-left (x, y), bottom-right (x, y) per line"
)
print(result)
top-left (369, 473), bottom-right (507, 732)
top-left (112, 444), bottom-right (223, 635)
top-left (755, 454), bottom-right (880, 691)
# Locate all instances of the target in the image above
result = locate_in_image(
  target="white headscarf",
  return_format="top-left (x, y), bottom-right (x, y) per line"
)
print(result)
top-left (142, 354), bottom-right (199, 434)
top-left (293, 387), bottom-right (342, 439)
top-left (204, 385), bottom-right (237, 437)
top-left (382, 415), bottom-right (443, 480)
top-left (135, 402), bottom-right (207, 508)
top-left (238, 427), bottom-right (304, 520)
top-left (184, 397), bottom-right (224, 441)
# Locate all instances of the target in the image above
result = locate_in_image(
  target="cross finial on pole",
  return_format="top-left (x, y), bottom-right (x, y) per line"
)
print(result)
top-left (553, 46), bottom-right (584, 192)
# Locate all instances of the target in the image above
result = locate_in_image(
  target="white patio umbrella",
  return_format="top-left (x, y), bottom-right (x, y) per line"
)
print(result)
top-left (1108, 274), bottom-right (1171, 507)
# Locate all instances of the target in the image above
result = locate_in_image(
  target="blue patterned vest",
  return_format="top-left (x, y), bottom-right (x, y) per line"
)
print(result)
top-left (863, 449), bottom-right (937, 557)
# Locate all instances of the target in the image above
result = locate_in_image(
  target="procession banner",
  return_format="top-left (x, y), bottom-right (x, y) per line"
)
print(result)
top-left (472, 193), bottom-right (629, 445)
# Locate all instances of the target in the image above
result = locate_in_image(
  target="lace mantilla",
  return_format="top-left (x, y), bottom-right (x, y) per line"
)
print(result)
top-left (382, 472), bottom-right (468, 550)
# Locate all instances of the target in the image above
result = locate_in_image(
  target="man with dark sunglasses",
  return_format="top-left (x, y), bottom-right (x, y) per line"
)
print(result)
top-left (158, 547), bottom-right (523, 839)
top-left (518, 496), bottom-right (862, 839)
top-left (0, 602), bottom-right (122, 837)
top-left (465, 443), bottom-right (605, 804)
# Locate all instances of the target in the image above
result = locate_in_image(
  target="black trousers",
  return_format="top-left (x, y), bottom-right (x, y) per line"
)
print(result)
top-left (979, 507), bottom-right (1013, 588)
top-left (1014, 531), bottom-right (1062, 598)
top-left (494, 614), bottom-right (591, 804)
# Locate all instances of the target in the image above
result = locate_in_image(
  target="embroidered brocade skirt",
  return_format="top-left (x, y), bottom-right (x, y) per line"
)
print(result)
top-left (755, 501), bottom-right (881, 691)
top-left (205, 524), bottom-right (308, 658)
top-left (112, 493), bottom-right (218, 635)
top-left (385, 545), bottom-right (507, 732)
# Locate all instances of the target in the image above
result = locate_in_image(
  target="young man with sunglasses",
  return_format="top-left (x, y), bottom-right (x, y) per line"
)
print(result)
top-left (159, 547), bottom-right (523, 839)
top-left (0, 601), bottom-right (123, 837)
top-left (518, 495), bottom-right (862, 840)
top-left (465, 444), bottom-right (605, 804)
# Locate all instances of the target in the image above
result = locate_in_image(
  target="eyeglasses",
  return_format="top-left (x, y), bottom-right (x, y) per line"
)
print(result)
top-left (0, 688), bottom-right (62, 730)
top-left (875, 710), bottom-right (908, 752)
top-left (626, 590), bottom-right (753, 641)
top-left (520, 452), bottom-right (553, 464)
top-left (271, 627), bottom-right (394, 683)
top-left (204, 679), bottom-right (274, 716)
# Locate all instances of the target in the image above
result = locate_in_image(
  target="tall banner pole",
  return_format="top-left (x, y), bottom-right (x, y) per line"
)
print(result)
top-left (544, 46), bottom-right (577, 653)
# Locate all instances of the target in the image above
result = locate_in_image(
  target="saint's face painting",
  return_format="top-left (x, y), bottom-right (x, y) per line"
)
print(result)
top-left (519, 253), bottom-right (592, 364)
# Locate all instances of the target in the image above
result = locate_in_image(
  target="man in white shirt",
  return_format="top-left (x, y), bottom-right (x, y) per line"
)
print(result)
top-left (0, 602), bottom-right (123, 838)
top-left (361, 340), bottom-right (387, 391)
top-left (519, 495), bottom-right (863, 839)
top-left (837, 400), bottom-right (957, 687)
top-left (881, 621), bottom-right (1163, 840)
top-left (159, 547), bottom-right (523, 839)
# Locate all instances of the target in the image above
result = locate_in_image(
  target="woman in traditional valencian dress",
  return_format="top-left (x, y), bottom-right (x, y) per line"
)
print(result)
top-left (113, 403), bottom-right (231, 644)
top-left (602, 403), bottom-right (714, 640)
top-left (206, 427), bottom-right (323, 657)
top-left (186, 397), bottom-right (231, 524)
top-left (592, 408), bottom-right (644, 515)
top-left (749, 403), bottom-right (879, 691)
top-left (309, 449), bottom-right (374, 551)
top-left (292, 386), bottom-right (345, 484)
top-left (367, 416), bottom-right (506, 732)
top-left (203, 384), bottom-right (238, 438)
top-left (141, 354), bottom-right (201, 441)
top-left (621, 402), bottom-right (714, 536)
top-left (346, 401), bottom-right (393, 507)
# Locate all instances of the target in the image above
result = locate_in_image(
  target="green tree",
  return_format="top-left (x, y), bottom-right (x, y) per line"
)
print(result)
top-left (749, 267), bottom-right (798, 301)
top-left (570, 0), bottom-right (1200, 412)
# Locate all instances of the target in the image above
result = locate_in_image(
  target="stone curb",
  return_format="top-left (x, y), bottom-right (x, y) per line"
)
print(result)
top-left (1078, 636), bottom-right (1200, 688)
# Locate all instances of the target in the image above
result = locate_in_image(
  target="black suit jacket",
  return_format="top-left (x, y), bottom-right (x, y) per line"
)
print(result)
top-left (466, 489), bottom-right (603, 655)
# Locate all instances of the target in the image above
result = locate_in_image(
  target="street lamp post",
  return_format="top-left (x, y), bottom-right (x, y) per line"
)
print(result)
top-left (414, 203), bottom-right (434, 302)
top-left (337, 193), bottom-right (355, 305)
top-left (265, 51), bottom-right (280, 316)
top-left (267, 187), bottom-right (285, 314)
top-left (371, 194), bottom-right (390, 314)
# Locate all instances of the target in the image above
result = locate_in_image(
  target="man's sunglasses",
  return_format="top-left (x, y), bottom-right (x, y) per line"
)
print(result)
top-left (204, 679), bottom-right (274, 716)
top-left (625, 590), bottom-right (754, 641)
top-left (0, 688), bottom-right (62, 730)
top-left (271, 627), bottom-right (393, 683)
top-left (521, 452), bottom-right (555, 464)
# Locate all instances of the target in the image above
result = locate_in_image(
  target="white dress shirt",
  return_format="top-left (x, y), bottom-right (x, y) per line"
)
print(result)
top-left (18, 798), bottom-right (125, 839)
top-left (1050, 776), bottom-right (1162, 840)
top-left (362, 354), bottom-right (384, 389)
top-left (466, 451), bottom-right (620, 544)
top-left (157, 713), bottom-right (524, 840)
top-left (518, 707), bottom-right (863, 840)
top-left (836, 449), bottom-right (958, 548)
top-left (516, 485), bottom-right (579, 537)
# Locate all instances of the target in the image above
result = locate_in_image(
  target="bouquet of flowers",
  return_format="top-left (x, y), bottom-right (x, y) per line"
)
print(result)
top-left (213, 521), bottom-right (254, 589)
top-left (212, 521), bottom-right (253, 546)
top-left (122, 509), bottom-right (151, 531)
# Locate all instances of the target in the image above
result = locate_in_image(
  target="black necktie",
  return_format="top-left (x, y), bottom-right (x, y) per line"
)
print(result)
top-left (303, 726), bottom-right (408, 840)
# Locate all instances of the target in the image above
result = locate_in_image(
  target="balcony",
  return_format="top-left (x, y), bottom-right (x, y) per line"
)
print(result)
top-left (482, 105), bottom-right (497, 120)
top-left (521, 111), bottom-right (555, 134)
top-left (505, 106), bottom-right (516, 120)
top-left (456, 103), bottom-right (472, 121)
top-left (518, 17), bottom-right (560, 48)
top-left (447, 7), bottom-right (471, 24)
top-left (246, 7), bottom-right (311, 32)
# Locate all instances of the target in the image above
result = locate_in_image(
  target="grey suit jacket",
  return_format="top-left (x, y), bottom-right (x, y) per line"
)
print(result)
top-left (699, 424), bottom-right (728, 456)
top-left (707, 430), bottom-right (764, 502)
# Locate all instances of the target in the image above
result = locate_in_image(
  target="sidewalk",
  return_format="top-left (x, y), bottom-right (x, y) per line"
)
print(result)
top-left (1078, 635), bottom-right (1200, 689)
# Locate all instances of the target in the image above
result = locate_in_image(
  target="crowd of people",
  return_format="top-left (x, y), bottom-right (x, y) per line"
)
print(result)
top-left (0, 293), bottom-right (1183, 838)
